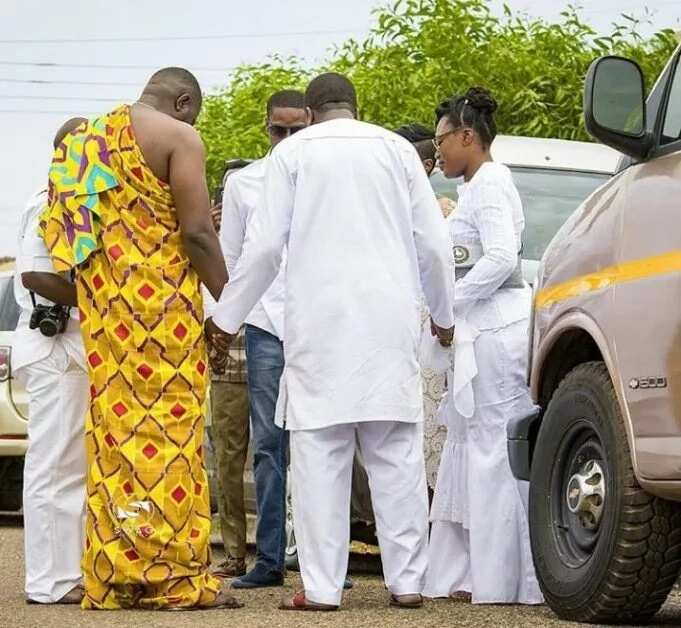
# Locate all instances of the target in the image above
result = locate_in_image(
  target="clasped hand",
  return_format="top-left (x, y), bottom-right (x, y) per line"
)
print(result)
top-left (430, 317), bottom-right (455, 348)
top-left (204, 318), bottom-right (234, 375)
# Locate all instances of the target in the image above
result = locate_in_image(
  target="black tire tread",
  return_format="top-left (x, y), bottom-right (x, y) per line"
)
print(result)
top-left (541, 362), bottom-right (681, 624)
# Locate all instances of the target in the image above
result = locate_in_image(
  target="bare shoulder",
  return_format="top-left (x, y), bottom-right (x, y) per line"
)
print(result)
top-left (172, 120), bottom-right (205, 153)
top-left (131, 106), bottom-right (202, 151)
top-left (151, 112), bottom-right (203, 152)
top-left (130, 107), bottom-right (204, 182)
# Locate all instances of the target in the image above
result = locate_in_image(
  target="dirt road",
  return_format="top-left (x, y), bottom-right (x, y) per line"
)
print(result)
top-left (2, 517), bottom-right (681, 628)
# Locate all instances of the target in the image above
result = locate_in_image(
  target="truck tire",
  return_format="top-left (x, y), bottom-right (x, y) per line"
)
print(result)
top-left (529, 361), bottom-right (681, 624)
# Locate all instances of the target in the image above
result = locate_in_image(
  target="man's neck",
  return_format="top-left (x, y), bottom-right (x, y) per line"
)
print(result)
top-left (314, 109), bottom-right (355, 124)
top-left (137, 93), bottom-right (161, 108)
top-left (135, 92), bottom-right (174, 118)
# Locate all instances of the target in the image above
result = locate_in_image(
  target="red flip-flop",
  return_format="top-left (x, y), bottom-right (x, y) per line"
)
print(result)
top-left (279, 591), bottom-right (339, 612)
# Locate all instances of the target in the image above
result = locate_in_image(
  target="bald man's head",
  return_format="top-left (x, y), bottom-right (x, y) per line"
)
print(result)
top-left (53, 117), bottom-right (88, 148)
top-left (305, 72), bottom-right (357, 117)
top-left (141, 67), bottom-right (203, 125)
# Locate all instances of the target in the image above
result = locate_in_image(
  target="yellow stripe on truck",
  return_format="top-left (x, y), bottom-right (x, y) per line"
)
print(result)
top-left (535, 250), bottom-right (681, 310)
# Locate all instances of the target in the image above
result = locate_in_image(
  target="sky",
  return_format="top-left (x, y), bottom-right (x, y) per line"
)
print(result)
top-left (0, 0), bottom-right (679, 256)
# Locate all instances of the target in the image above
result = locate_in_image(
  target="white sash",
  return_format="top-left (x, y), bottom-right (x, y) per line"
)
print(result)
top-left (419, 316), bottom-right (480, 420)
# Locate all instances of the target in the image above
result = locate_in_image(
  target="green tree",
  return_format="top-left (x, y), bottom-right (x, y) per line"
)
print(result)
top-left (197, 58), bottom-right (310, 191)
top-left (198, 0), bottom-right (678, 188)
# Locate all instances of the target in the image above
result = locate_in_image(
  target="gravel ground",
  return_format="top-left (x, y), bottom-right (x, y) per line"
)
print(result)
top-left (3, 516), bottom-right (681, 628)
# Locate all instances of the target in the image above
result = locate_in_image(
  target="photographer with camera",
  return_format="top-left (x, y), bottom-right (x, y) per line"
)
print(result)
top-left (11, 118), bottom-right (90, 605)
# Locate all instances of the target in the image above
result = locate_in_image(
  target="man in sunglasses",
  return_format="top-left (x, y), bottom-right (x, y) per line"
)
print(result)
top-left (217, 89), bottom-right (307, 589)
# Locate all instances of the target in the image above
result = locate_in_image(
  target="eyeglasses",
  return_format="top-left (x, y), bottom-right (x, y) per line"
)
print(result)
top-left (267, 124), bottom-right (306, 138)
top-left (432, 128), bottom-right (466, 150)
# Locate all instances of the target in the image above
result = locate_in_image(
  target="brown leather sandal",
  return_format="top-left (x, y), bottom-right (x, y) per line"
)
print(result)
top-left (163, 587), bottom-right (244, 611)
top-left (279, 591), bottom-right (339, 612)
top-left (390, 593), bottom-right (424, 608)
top-left (211, 557), bottom-right (247, 578)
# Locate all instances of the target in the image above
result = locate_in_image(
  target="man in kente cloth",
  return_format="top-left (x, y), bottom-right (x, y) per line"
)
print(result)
top-left (40, 67), bottom-right (240, 611)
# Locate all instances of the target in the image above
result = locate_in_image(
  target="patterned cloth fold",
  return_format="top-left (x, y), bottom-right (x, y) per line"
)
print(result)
top-left (41, 117), bottom-right (118, 270)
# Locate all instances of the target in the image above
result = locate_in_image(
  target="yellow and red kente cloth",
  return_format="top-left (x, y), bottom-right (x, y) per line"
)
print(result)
top-left (41, 106), bottom-right (221, 609)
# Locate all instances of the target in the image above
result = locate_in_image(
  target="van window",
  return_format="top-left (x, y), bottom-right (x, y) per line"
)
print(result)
top-left (0, 276), bottom-right (20, 332)
top-left (430, 167), bottom-right (610, 262)
top-left (661, 58), bottom-right (681, 144)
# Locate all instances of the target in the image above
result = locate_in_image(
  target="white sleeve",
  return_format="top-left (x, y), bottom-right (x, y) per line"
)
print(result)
top-left (454, 183), bottom-right (518, 315)
top-left (408, 149), bottom-right (455, 329)
top-left (19, 199), bottom-right (54, 274)
top-left (212, 148), bottom-right (294, 334)
top-left (219, 177), bottom-right (248, 274)
top-left (202, 285), bottom-right (216, 320)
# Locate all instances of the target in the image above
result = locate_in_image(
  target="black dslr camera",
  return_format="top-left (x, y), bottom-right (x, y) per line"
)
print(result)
top-left (29, 295), bottom-right (70, 338)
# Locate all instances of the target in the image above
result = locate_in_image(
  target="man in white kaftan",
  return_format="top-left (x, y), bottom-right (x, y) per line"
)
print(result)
top-left (210, 73), bottom-right (454, 610)
top-left (12, 187), bottom-right (89, 604)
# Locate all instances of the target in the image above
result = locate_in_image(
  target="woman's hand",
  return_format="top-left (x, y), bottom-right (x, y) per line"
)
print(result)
top-left (431, 317), bottom-right (455, 348)
top-left (205, 318), bottom-right (233, 354)
top-left (209, 347), bottom-right (228, 375)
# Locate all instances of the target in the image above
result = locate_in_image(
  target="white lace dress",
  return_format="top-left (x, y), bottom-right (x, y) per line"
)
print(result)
top-left (420, 196), bottom-right (455, 489)
top-left (420, 306), bottom-right (448, 489)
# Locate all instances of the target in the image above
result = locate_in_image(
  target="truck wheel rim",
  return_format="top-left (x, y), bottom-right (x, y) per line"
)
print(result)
top-left (566, 460), bottom-right (605, 529)
top-left (551, 424), bottom-right (607, 568)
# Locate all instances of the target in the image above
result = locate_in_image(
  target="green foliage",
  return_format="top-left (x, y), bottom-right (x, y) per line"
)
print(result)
top-left (197, 58), bottom-right (310, 191)
top-left (198, 0), bottom-right (678, 188)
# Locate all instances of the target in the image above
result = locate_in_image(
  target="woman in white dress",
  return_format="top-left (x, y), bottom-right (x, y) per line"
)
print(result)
top-left (423, 87), bottom-right (543, 604)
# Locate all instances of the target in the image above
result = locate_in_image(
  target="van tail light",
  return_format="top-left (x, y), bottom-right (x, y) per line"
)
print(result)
top-left (0, 345), bottom-right (11, 382)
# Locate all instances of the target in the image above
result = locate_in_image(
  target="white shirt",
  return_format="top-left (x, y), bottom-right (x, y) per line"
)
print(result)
top-left (214, 118), bottom-right (455, 430)
top-left (449, 161), bottom-right (530, 330)
top-left (219, 157), bottom-right (286, 340)
top-left (12, 190), bottom-right (85, 373)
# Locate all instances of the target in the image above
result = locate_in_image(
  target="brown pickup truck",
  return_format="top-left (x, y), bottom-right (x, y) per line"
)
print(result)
top-left (508, 44), bottom-right (681, 623)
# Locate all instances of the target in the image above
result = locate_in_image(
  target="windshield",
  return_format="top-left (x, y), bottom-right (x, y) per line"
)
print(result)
top-left (430, 167), bottom-right (610, 261)
top-left (0, 276), bottom-right (20, 332)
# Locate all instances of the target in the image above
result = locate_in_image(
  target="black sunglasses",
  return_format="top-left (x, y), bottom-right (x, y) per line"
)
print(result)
top-left (267, 124), bottom-right (306, 138)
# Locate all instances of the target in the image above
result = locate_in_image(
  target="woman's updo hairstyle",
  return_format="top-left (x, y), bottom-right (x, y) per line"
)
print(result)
top-left (435, 86), bottom-right (498, 149)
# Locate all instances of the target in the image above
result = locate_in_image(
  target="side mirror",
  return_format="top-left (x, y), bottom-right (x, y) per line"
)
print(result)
top-left (584, 56), bottom-right (653, 160)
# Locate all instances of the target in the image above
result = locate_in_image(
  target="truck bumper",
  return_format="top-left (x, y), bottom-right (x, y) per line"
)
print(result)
top-left (507, 407), bottom-right (542, 481)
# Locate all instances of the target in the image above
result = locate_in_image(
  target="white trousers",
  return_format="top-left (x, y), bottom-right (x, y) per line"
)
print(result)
top-left (291, 420), bottom-right (428, 606)
top-left (19, 344), bottom-right (88, 603)
top-left (424, 319), bottom-right (543, 604)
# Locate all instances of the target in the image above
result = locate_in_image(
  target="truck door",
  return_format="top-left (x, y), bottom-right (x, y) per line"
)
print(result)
top-left (613, 50), bottom-right (681, 480)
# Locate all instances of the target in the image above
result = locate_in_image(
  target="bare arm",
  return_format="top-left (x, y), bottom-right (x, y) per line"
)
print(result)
top-left (169, 125), bottom-right (228, 300)
top-left (22, 272), bottom-right (78, 307)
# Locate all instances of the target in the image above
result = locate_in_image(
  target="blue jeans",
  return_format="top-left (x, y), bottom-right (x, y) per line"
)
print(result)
top-left (245, 324), bottom-right (288, 573)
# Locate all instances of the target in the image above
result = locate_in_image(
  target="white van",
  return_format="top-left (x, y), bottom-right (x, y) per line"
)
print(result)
top-left (0, 268), bottom-right (28, 512)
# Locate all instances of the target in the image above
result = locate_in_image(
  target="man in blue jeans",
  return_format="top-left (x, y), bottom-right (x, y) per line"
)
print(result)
top-left (219, 90), bottom-right (308, 588)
